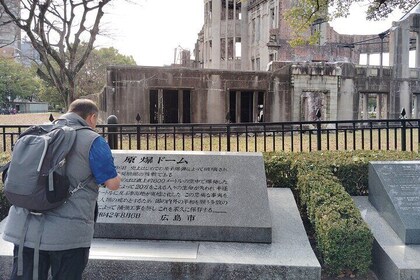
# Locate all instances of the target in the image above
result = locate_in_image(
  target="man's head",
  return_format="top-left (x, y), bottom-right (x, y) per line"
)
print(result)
top-left (68, 99), bottom-right (99, 129)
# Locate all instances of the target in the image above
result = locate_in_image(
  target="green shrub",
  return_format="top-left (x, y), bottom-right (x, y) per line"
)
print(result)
top-left (298, 169), bottom-right (372, 275)
top-left (263, 150), bottom-right (418, 276)
top-left (296, 167), bottom-right (337, 198)
top-left (264, 151), bottom-right (419, 195)
top-left (264, 152), bottom-right (296, 188)
top-left (315, 209), bottom-right (372, 275)
top-left (329, 151), bottom-right (418, 195)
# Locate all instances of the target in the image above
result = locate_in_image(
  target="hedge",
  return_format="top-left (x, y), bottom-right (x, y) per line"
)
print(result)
top-left (265, 150), bottom-right (418, 194)
top-left (297, 167), bottom-right (372, 275)
top-left (264, 150), bottom-right (419, 276)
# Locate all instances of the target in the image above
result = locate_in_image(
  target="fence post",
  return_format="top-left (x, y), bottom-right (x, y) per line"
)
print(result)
top-left (136, 113), bottom-right (141, 150)
top-left (400, 108), bottom-right (406, 151)
top-left (226, 123), bottom-right (231, 152)
top-left (107, 115), bottom-right (118, 149)
top-left (316, 109), bottom-right (322, 151)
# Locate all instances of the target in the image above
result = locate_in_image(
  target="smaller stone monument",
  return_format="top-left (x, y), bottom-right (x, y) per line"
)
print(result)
top-left (94, 150), bottom-right (272, 243)
top-left (368, 161), bottom-right (420, 244)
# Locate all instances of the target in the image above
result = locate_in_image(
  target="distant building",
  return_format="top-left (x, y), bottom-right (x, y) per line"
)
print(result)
top-left (12, 101), bottom-right (49, 113)
top-left (20, 38), bottom-right (41, 66)
top-left (0, 2), bottom-right (40, 66)
top-left (0, 0), bottom-right (21, 58)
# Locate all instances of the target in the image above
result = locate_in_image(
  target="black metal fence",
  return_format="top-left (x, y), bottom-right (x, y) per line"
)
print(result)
top-left (2, 117), bottom-right (419, 153)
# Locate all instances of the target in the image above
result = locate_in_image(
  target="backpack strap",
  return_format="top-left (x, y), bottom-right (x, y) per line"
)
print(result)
top-left (0, 162), bottom-right (10, 183)
top-left (0, 162), bottom-right (9, 173)
top-left (32, 214), bottom-right (45, 280)
top-left (46, 123), bottom-right (92, 193)
top-left (16, 210), bottom-right (44, 280)
top-left (69, 174), bottom-right (94, 196)
top-left (52, 118), bottom-right (69, 126)
top-left (17, 210), bottom-right (29, 277)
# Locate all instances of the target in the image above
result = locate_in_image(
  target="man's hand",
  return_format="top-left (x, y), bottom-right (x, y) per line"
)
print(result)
top-left (104, 174), bottom-right (121, 190)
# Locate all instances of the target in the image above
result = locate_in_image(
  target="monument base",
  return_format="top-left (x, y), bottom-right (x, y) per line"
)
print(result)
top-left (353, 197), bottom-right (420, 280)
top-left (0, 189), bottom-right (321, 280)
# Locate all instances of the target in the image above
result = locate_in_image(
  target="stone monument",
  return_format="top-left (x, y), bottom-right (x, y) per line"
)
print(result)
top-left (94, 150), bottom-right (272, 243)
top-left (354, 160), bottom-right (420, 279)
top-left (1, 150), bottom-right (321, 279)
top-left (369, 161), bottom-right (420, 244)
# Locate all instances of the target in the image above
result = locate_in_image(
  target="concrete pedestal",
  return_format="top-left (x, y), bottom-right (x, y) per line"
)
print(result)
top-left (353, 197), bottom-right (420, 280)
top-left (0, 188), bottom-right (320, 280)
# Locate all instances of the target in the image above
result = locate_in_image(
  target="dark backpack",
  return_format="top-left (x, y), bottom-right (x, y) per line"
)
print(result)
top-left (1, 120), bottom-right (90, 212)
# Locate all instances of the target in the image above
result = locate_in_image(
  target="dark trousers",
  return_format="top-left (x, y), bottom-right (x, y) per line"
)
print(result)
top-left (10, 245), bottom-right (90, 280)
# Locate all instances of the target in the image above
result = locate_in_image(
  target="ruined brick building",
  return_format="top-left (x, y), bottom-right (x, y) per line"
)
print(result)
top-left (96, 1), bottom-right (420, 124)
top-left (195, 0), bottom-right (371, 70)
top-left (2, 0), bottom-right (418, 124)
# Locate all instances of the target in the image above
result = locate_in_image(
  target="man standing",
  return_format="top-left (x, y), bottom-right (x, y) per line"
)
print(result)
top-left (2, 99), bottom-right (121, 279)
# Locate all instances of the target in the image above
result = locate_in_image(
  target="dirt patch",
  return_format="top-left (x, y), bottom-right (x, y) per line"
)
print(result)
top-left (0, 113), bottom-right (60, 125)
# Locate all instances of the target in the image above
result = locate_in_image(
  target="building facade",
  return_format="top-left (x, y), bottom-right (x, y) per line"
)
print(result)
top-left (195, 0), bottom-right (389, 72)
top-left (93, 2), bottom-right (420, 124)
top-left (93, 61), bottom-right (420, 124)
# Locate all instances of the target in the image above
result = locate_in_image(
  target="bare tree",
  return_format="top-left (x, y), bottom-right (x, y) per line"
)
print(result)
top-left (284, 0), bottom-right (419, 46)
top-left (0, 0), bottom-right (112, 107)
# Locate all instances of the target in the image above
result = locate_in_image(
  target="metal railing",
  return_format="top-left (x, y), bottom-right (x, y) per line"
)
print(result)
top-left (2, 117), bottom-right (419, 153)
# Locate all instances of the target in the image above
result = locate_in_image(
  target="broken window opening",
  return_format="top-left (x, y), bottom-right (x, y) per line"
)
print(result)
top-left (235, 37), bottom-right (242, 59)
top-left (221, 38), bottom-right (226, 60)
top-left (208, 40), bottom-right (212, 62)
top-left (206, 1), bottom-right (213, 23)
top-left (301, 91), bottom-right (325, 121)
top-left (359, 93), bottom-right (388, 119)
top-left (221, 0), bottom-right (239, 20)
top-left (228, 37), bottom-right (234, 59)
top-left (256, 16), bottom-right (261, 42)
top-left (228, 91), bottom-right (237, 123)
top-left (252, 18), bottom-right (256, 43)
top-left (229, 90), bottom-right (263, 123)
top-left (183, 90), bottom-right (191, 123)
top-left (270, 8), bottom-right (276, 29)
top-left (163, 90), bottom-right (179, 123)
top-left (149, 90), bottom-right (158, 124)
top-left (236, 0), bottom-right (241, 19)
top-left (209, 1), bottom-right (212, 21)
top-left (240, 91), bottom-right (253, 123)
top-left (257, 92), bottom-right (264, 122)
top-left (150, 89), bottom-right (188, 124)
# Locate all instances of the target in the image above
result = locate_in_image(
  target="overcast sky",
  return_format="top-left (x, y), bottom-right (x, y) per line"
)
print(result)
top-left (96, 0), bottom-right (405, 66)
top-left (97, 0), bottom-right (204, 66)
